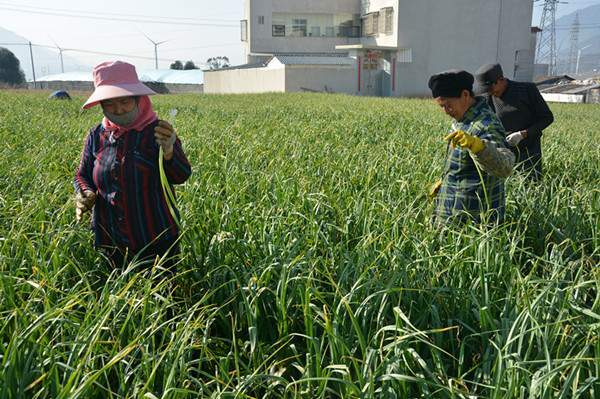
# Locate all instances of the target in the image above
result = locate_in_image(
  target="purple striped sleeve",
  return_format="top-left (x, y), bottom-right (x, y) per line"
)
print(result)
top-left (74, 131), bottom-right (97, 194)
top-left (163, 138), bottom-right (191, 184)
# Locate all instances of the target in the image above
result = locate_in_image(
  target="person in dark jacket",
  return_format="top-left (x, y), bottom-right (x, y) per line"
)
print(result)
top-left (74, 61), bottom-right (192, 269)
top-left (474, 63), bottom-right (554, 181)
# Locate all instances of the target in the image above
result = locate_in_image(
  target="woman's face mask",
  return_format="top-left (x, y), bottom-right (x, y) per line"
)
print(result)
top-left (103, 104), bottom-right (139, 127)
top-left (101, 96), bottom-right (139, 127)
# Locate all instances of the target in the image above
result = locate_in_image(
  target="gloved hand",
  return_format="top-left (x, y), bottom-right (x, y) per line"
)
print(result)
top-left (154, 120), bottom-right (177, 160)
top-left (505, 131), bottom-right (526, 147)
top-left (444, 130), bottom-right (485, 154)
top-left (75, 190), bottom-right (96, 222)
top-left (428, 179), bottom-right (442, 201)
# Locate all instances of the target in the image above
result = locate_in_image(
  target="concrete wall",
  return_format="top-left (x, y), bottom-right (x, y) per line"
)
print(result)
top-left (204, 66), bottom-right (286, 94)
top-left (587, 89), bottom-right (600, 104)
top-left (204, 63), bottom-right (355, 95)
top-left (395, 0), bottom-right (534, 96)
top-left (285, 65), bottom-right (355, 93)
top-left (514, 30), bottom-right (538, 82)
top-left (30, 81), bottom-right (203, 94)
top-left (144, 82), bottom-right (204, 94)
top-left (30, 81), bottom-right (94, 91)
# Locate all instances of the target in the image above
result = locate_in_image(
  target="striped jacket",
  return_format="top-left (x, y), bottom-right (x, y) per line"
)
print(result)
top-left (433, 97), bottom-right (515, 226)
top-left (74, 121), bottom-right (192, 252)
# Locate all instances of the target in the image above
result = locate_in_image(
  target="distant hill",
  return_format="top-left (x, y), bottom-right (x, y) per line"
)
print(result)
top-left (552, 4), bottom-right (600, 74)
top-left (0, 26), bottom-right (88, 81)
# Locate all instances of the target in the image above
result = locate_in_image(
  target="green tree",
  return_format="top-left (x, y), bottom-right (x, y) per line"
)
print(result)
top-left (0, 47), bottom-right (26, 85)
top-left (170, 60), bottom-right (183, 70)
top-left (183, 60), bottom-right (198, 70)
top-left (206, 56), bottom-right (230, 70)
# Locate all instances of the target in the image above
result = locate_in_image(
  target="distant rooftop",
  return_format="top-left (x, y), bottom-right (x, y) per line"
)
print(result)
top-left (272, 55), bottom-right (355, 66)
top-left (205, 54), bottom-right (356, 72)
top-left (540, 83), bottom-right (600, 94)
top-left (35, 69), bottom-right (203, 85)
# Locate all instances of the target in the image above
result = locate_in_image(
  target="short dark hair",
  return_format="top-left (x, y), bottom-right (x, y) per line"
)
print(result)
top-left (428, 70), bottom-right (474, 98)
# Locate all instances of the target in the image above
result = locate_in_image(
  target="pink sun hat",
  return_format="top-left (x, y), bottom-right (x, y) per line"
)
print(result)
top-left (82, 61), bottom-right (156, 109)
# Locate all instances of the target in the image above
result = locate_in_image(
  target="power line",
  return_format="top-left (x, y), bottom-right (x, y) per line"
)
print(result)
top-left (0, 41), bottom-right (206, 64)
top-left (0, 1), bottom-right (239, 23)
top-left (0, 5), bottom-right (239, 28)
top-left (156, 43), bottom-right (241, 53)
top-left (61, 46), bottom-right (211, 66)
top-left (555, 25), bottom-right (600, 30)
top-left (0, 40), bottom-right (250, 73)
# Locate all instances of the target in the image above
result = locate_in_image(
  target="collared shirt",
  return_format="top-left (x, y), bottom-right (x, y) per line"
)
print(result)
top-left (74, 121), bottom-right (192, 252)
top-left (434, 97), bottom-right (515, 226)
top-left (487, 79), bottom-right (554, 149)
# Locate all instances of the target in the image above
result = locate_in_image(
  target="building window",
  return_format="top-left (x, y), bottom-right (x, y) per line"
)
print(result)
top-left (362, 12), bottom-right (379, 36)
top-left (292, 19), bottom-right (307, 37)
top-left (241, 20), bottom-right (248, 41)
top-left (272, 24), bottom-right (285, 37)
top-left (372, 12), bottom-right (379, 35)
top-left (258, 15), bottom-right (265, 25)
top-left (383, 7), bottom-right (393, 35)
top-left (272, 13), bottom-right (360, 38)
top-left (362, 15), bottom-right (372, 36)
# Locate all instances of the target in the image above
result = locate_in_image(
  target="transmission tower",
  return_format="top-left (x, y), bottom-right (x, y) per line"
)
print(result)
top-left (568, 13), bottom-right (580, 74)
top-left (536, 0), bottom-right (562, 76)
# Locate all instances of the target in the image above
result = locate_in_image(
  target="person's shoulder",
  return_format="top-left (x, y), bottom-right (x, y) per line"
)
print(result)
top-left (86, 123), bottom-right (104, 138)
top-left (476, 93), bottom-right (493, 104)
top-left (511, 79), bottom-right (539, 92)
top-left (475, 98), bottom-right (497, 121)
top-left (479, 112), bottom-right (503, 129)
top-left (476, 104), bottom-right (505, 132)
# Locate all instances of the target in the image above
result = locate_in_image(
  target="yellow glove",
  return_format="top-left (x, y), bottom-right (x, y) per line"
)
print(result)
top-left (428, 179), bottom-right (442, 201)
top-left (444, 130), bottom-right (485, 154)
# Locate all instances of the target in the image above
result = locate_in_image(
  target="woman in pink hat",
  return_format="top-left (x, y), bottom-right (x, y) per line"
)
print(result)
top-left (74, 61), bottom-right (192, 270)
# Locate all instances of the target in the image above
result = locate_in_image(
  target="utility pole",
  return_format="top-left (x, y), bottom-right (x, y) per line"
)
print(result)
top-left (28, 41), bottom-right (37, 88)
top-left (568, 13), bottom-right (580, 74)
top-left (536, 0), bottom-right (563, 76)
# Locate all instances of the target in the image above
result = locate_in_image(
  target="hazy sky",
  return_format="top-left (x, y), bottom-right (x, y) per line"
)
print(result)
top-left (0, 0), bottom-right (244, 70)
top-left (1, 0), bottom-right (599, 73)
top-left (532, 0), bottom-right (600, 23)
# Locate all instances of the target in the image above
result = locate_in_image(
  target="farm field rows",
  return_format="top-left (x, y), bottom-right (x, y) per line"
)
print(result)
top-left (0, 91), bottom-right (598, 398)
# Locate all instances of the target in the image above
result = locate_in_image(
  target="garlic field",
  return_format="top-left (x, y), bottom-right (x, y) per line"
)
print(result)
top-left (0, 91), bottom-right (598, 398)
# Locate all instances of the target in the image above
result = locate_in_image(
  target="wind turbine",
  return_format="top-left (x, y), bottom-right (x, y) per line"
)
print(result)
top-left (49, 37), bottom-right (65, 73)
top-left (141, 32), bottom-right (169, 70)
top-left (576, 44), bottom-right (592, 75)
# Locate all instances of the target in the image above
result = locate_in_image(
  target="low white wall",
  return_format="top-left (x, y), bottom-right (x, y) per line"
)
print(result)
top-left (285, 66), bottom-right (355, 93)
top-left (541, 93), bottom-right (585, 103)
top-left (204, 67), bottom-right (285, 94)
top-left (204, 65), bottom-right (355, 95)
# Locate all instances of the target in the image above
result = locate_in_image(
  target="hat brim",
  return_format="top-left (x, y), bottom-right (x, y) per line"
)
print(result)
top-left (474, 82), bottom-right (492, 95)
top-left (82, 82), bottom-right (156, 109)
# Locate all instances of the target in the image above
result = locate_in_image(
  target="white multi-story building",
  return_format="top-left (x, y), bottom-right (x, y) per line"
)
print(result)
top-left (205, 0), bottom-right (536, 97)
